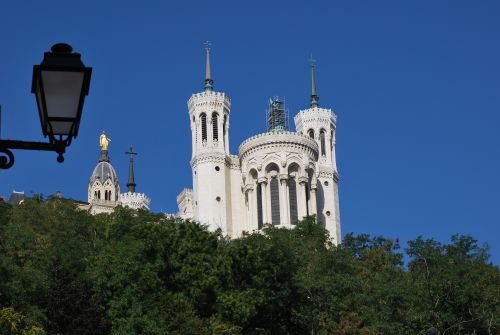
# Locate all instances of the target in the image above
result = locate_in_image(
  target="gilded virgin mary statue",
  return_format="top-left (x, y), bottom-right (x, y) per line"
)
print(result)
top-left (99, 131), bottom-right (111, 151)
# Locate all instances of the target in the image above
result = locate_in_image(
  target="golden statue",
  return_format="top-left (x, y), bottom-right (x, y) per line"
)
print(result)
top-left (99, 131), bottom-right (111, 151)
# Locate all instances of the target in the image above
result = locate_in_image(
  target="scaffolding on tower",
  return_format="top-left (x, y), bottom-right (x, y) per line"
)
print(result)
top-left (266, 96), bottom-right (289, 132)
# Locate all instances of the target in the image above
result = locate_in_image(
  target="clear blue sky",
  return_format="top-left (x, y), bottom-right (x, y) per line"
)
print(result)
top-left (1, 1), bottom-right (499, 263)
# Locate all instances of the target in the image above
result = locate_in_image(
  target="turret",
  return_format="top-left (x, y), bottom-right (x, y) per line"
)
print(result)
top-left (294, 57), bottom-right (341, 244)
top-left (186, 42), bottom-right (232, 233)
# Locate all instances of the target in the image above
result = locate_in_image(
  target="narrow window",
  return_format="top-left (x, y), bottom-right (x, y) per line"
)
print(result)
top-left (98, 190), bottom-right (101, 199)
top-left (201, 113), bottom-right (207, 141)
top-left (212, 112), bottom-right (218, 141)
top-left (270, 178), bottom-right (280, 225)
top-left (320, 130), bottom-right (326, 156)
top-left (289, 176), bottom-right (298, 224)
top-left (330, 129), bottom-right (334, 152)
top-left (193, 116), bottom-right (197, 144)
top-left (308, 129), bottom-right (315, 139)
top-left (257, 183), bottom-right (263, 229)
top-left (223, 115), bottom-right (227, 148)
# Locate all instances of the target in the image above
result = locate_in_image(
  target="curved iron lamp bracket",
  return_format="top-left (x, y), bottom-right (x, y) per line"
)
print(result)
top-left (0, 139), bottom-right (66, 169)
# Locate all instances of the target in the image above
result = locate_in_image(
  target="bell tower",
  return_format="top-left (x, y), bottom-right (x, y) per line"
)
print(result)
top-left (188, 42), bottom-right (232, 233)
top-left (294, 57), bottom-right (341, 244)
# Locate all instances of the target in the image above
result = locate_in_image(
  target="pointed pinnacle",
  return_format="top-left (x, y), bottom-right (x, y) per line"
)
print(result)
top-left (204, 41), bottom-right (213, 91)
top-left (309, 54), bottom-right (319, 108)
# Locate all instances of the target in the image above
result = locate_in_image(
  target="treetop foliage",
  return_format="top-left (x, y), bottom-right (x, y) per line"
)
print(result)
top-left (0, 198), bottom-right (498, 335)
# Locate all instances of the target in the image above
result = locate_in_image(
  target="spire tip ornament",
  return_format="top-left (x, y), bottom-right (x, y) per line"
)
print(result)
top-left (309, 54), bottom-right (319, 108)
top-left (204, 41), bottom-right (214, 92)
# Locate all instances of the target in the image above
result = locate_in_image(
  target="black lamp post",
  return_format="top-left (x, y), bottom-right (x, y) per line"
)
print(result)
top-left (0, 43), bottom-right (92, 169)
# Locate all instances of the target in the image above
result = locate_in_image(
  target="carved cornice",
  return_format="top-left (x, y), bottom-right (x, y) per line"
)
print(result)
top-left (294, 107), bottom-right (336, 123)
top-left (188, 91), bottom-right (231, 113)
top-left (191, 152), bottom-right (226, 167)
top-left (238, 131), bottom-right (319, 161)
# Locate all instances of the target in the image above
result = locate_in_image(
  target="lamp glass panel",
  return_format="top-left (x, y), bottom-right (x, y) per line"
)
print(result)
top-left (35, 82), bottom-right (47, 133)
top-left (49, 121), bottom-right (74, 134)
top-left (41, 70), bottom-right (84, 134)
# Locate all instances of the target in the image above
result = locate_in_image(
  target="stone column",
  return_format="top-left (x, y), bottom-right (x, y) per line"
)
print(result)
top-left (332, 136), bottom-right (337, 171)
top-left (298, 176), bottom-right (308, 219)
top-left (244, 184), bottom-right (254, 231)
top-left (279, 174), bottom-right (289, 226)
top-left (325, 131), bottom-right (332, 162)
top-left (258, 177), bottom-right (268, 224)
top-left (309, 183), bottom-right (318, 216)
top-left (224, 116), bottom-right (230, 154)
top-left (207, 113), bottom-right (213, 147)
top-left (218, 114), bottom-right (223, 149)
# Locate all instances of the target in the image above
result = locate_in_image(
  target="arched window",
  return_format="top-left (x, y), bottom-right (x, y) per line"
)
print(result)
top-left (212, 112), bottom-right (218, 141)
top-left (105, 190), bottom-right (108, 200)
top-left (320, 129), bottom-right (326, 156)
top-left (257, 183), bottom-right (263, 229)
top-left (270, 177), bottom-right (280, 225)
top-left (289, 176), bottom-right (298, 224)
top-left (308, 129), bottom-right (315, 139)
top-left (330, 129), bottom-right (334, 152)
top-left (288, 163), bottom-right (300, 225)
top-left (200, 113), bottom-right (207, 141)
top-left (97, 190), bottom-right (101, 199)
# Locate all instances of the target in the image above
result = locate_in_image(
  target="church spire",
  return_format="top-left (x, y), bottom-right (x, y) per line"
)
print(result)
top-left (204, 41), bottom-right (214, 92)
top-left (125, 146), bottom-right (137, 193)
top-left (309, 55), bottom-right (319, 108)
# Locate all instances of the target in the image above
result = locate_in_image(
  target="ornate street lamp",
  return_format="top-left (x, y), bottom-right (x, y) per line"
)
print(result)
top-left (0, 43), bottom-right (92, 169)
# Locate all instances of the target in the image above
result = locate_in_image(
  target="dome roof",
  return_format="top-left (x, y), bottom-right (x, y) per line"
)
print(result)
top-left (90, 160), bottom-right (119, 185)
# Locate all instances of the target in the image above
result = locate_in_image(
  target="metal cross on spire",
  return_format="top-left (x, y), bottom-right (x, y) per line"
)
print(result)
top-left (125, 146), bottom-right (137, 193)
top-left (204, 41), bottom-right (214, 92)
top-left (309, 54), bottom-right (319, 108)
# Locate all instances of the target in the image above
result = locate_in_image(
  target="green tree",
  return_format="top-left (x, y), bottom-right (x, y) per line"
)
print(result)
top-left (406, 235), bottom-right (500, 334)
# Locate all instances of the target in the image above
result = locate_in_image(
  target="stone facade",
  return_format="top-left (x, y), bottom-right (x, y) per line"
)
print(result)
top-left (177, 58), bottom-right (341, 243)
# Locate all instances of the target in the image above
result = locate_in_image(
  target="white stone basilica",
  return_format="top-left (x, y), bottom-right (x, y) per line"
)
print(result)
top-left (177, 47), bottom-right (341, 243)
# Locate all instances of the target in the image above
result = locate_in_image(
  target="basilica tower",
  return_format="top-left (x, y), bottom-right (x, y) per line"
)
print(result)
top-left (294, 58), bottom-right (341, 243)
top-left (88, 131), bottom-right (121, 214)
top-left (187, 43), bottom-right (232, 233)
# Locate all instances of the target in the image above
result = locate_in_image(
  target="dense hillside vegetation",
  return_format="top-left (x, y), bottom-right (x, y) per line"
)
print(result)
top-left (0, 198), bottom-right (498, 335)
